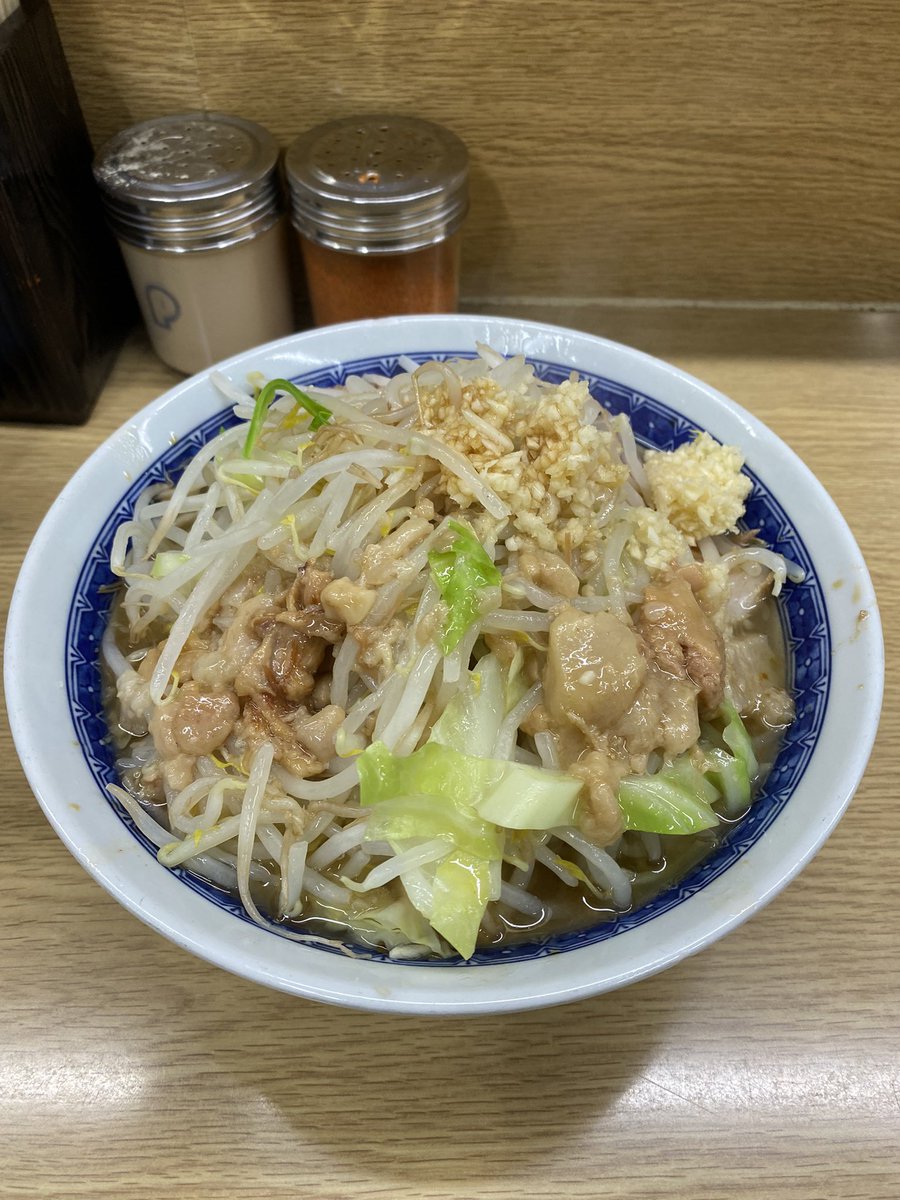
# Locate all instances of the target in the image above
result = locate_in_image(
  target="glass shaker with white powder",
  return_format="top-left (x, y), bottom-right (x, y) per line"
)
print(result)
top-left (93, 112), bottom-right (295, 375)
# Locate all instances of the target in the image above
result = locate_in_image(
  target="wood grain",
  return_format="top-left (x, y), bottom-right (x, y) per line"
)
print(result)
top-left (49, 0), bottom-right (900, 304)
top-left (0, 307), bottom-right (898, 1198)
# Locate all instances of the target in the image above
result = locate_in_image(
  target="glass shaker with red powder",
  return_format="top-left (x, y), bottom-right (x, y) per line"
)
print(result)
top-left (285, 115), bottom-right (469, 326)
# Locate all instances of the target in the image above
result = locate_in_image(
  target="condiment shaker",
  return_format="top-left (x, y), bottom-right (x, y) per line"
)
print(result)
top-left (285, 115), bottom-right (469, 326)
top-left (94, 112), bottom-right (295, 375)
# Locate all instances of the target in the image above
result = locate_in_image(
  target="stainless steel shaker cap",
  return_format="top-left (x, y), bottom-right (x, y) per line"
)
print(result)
top-left (93, 112), bottom-right (282, 252)
top-left (285, 115), bottom-right (469, 254)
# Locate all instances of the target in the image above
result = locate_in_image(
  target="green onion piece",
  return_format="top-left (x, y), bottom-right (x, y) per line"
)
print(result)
top-left (242, 378), bottom-right (332, 459)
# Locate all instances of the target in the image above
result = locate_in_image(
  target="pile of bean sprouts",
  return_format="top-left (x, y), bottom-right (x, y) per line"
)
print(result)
top-left (103, 346), bottom-right (796, 959)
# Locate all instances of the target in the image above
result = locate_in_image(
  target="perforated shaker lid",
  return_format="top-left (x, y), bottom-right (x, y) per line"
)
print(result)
top-left (285, 115), bottom-right (469, 254)
top-left (93, 112), bottom-right (282, 252)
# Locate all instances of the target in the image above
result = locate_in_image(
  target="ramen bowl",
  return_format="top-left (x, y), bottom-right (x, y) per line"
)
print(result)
top-left (4, 314), bottom-right (883, 1014)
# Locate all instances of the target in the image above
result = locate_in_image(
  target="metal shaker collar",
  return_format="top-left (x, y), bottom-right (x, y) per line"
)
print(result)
top-left (285, 115), bottom-right (469, 254)
top-left (93, 112), bottom-right (282, 252)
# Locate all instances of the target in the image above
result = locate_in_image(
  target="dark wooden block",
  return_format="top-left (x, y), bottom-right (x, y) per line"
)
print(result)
top-left (0, 0), bottom-right (136, 424)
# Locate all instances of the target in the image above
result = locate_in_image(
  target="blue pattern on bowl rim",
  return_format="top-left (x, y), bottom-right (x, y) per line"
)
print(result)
top-left (65, 352), bottom-right (830, 966)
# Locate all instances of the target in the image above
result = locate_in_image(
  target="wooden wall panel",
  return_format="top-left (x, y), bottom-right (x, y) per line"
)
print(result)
top-left (51, 0), bottom-right (900, 304)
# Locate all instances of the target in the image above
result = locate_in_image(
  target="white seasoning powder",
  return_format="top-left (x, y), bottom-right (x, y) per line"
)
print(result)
top-left (119, 220), bottom-right (294, 374)
top-left (94, 112), bottom-right (296, 375)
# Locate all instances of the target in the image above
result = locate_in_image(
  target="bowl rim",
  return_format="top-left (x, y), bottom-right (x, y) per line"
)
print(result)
top-left (4, 313), bottom-right (884, 1014)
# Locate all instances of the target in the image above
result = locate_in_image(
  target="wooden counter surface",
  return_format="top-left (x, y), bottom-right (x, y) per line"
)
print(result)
top-left (1, 305), bottom-right (897, 1199)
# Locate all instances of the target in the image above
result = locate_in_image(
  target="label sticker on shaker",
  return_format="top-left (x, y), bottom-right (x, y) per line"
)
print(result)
top-left (146, 284), bottom-right (181, 330)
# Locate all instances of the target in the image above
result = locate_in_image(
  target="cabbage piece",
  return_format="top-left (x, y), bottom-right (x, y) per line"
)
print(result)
top-left (617, 774), bottom-right (719, 835)
top-left (377, 853), bottom-right (495, 961)
top-left (430, 651), bottom-right (535, 761)
top-left (364, 793), bottom-right (502, 862)
top-left (721, 700), bottom-right (759, 780)
top-left (359, 742), bottom-right (580, 835)
top-left (429, 852), bottom-right (495, 961)
top-left (358, 740), bottom-right (487, 813)
top-left (358, 743), bottom-right (501, 958)
top-left (704, 747), bottom-right (751, 817)
top-left (618, 706), bottom-right (758, 832)
top-left (359, 743), bottom-right (502, 856)
top-left (356, 740), bottom-right (582, 957)
top-left (663, 755), bottom-right (721, 806)
top-left (428, 520), bottom-right (501, 653)
top-left (690, 706), bottom-right (757, 817)
top-left (353, 897), bottom-right (443, 956)
top-left (151, 550), bottom-right (189, 579)
top-left (430, 653), bottom-right (505, 758)
top-left (474, 765), bottom-right (581, 830)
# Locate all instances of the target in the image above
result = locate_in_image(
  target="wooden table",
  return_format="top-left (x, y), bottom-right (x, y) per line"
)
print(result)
top-left (1, 305), bottom-right (897, 1199)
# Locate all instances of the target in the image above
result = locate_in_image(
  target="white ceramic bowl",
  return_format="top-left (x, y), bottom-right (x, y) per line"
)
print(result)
top-left (5, 315), bottom-right (883, 1014)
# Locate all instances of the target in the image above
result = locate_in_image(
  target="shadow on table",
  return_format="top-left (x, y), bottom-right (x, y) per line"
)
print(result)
top-left (207, 962), bottom-right (700, 1189)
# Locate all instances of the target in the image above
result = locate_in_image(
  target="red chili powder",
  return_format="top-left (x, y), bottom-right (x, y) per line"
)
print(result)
top-left (299, 233), bottom-right (461, 326)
